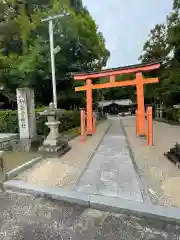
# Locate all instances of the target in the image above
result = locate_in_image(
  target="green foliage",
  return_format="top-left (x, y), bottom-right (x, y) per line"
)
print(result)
top-left (164, 107), bottom-right (180, 122)
top-left (36, 110), bottom-right (80, 135)
top-left (0, 109), bottom-right (80, 135)
top-left (0, 110), bottom-right (18, 133)
top-left (139, 0), bottom-right (180, 107)
top-left (0, 0), bottom-right (110, 108)
top-left (176, 109), bottom-right (180, 121)
top-left (164, 107), bottom-right (177, 121)
top-left (98, 74), bottom-right (136, 101)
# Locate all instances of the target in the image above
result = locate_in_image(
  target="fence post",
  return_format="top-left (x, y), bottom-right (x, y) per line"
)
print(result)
top-left (147, 106), bottom-right (153, 146)
top-left (80, 109), bottom-right (86, 143)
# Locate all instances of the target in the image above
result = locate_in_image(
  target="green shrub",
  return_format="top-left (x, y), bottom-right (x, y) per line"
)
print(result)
top-left (164, 107), bottom-right (177, 121)
top-left (176, 109), bottom-right (180, 122)
top-left (0, 110), bottom-right (18, 133)
top-left (0, 108), bottom-right (80, 135)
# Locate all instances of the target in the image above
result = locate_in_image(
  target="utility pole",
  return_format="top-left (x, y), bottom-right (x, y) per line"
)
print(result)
top-left (42, 13), bottom-right (70, 108)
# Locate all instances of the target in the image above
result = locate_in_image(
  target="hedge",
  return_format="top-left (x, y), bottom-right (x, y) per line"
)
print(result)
top-left (164, 107), bottom-right (180, 122)
top-left (0, 108), bottom-right (80, 136)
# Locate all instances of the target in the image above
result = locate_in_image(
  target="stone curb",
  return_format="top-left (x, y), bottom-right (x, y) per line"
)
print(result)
top-left (90, 194), bottom-right (180, 224)
top-left (5, 156), bottom-right (43, 181)
top-left (3, 180), bottom-right (90, 207)
top-left (3, 179), bottom-right (180, 224)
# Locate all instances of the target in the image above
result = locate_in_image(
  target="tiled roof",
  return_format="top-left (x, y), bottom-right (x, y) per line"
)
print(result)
top-left (98, 99), bottom-right (135, 107)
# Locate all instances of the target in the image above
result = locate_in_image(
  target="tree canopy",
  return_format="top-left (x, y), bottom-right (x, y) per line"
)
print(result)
top-left (99, 0), bottom-right (180, 106)
top-left (139, 0), bottom-right (180, 106)
top-left (0, 0), bottom-right (110, 108)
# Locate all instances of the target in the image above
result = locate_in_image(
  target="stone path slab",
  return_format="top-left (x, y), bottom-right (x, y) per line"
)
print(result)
top-left (74, 118), bottom-right (143, 202)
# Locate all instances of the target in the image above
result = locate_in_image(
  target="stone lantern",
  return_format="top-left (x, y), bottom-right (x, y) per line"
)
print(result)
top-left (38, 103), bottom-right (71, 156)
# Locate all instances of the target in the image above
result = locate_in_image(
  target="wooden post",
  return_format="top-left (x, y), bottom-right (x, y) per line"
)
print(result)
top-left (148, 107), bottom-right (153, 146)
top-left (86, 79), bottom-right (93, 135)
top-left (136, 72), bottom-right (146, 136)
top-left (147, 106), bottom-right (153, 146)
top-left (81, 109), bottom-right (86, 143)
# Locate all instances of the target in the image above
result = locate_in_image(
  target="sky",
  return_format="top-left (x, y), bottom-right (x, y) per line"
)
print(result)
top-left (83, 0), bottom-right (173, 68)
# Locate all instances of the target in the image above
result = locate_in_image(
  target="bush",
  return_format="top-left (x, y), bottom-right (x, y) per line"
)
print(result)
top-left (164, 107), bottom-right (176, 121)
top-left (175, 109), bottom-right (180, 122)
top-left (164, 107), bottom-right (180, 122)
top-left (0, 109), bottom-right (80, 136)
top-left (0, 110), bottom-right (18, 133)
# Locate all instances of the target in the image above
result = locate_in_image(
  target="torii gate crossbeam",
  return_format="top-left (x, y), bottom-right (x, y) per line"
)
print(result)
top-left (72, 60), bottom-right (161, 136)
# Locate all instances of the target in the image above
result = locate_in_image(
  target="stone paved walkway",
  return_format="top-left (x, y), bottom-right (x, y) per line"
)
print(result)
top-left (121, 116), bottom-right (180, 207)
top-left (74, 118), bottom-right (143, 202)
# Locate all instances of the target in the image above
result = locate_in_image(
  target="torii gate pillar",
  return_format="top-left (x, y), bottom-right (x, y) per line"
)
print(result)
top-left (86, 79), bottom-right (93, 134)
top-left (136, 72), bottom-right (146, 136)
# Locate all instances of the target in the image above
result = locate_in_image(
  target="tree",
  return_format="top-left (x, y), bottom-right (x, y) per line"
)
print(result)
top-left (139, 24), bottom-right (169, 63)
top-left (0, 0), bottom-right (110, 108)
top-left (97, 74), bottom-right (136, 102)
top-left (138, 0), bottom-right (180, 106)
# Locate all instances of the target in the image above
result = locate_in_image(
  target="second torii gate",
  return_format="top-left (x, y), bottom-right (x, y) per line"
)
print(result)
top-left (72, 60), bottom-right (161, 136)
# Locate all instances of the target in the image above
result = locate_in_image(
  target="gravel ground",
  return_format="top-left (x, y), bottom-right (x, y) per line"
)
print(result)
top-left (15, 121), bottom-right (110, 189)
top-left (121, 116), bottom-right (180, 207)
top-left (1, 191), bottom-right (180, 239)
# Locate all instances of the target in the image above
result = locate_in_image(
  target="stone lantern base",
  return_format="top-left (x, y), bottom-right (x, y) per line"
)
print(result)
top-left (39, 139), bottom-right (70, 157)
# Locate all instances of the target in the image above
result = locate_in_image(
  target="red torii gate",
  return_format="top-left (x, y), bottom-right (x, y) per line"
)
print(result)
top-left (72, 60), bottom-right (161, 136)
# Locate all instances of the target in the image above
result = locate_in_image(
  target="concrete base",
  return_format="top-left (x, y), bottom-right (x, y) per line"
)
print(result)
top-left (3, 180), bottom-right (90, 207)
top-left (3, 179), bottom-right (180, 224)
top-left (39, 139), bottom-right (71, 157)
top-left (138, 134), bottom-right (146, 138)
top-left (17, 135), bottom-right (44, 152)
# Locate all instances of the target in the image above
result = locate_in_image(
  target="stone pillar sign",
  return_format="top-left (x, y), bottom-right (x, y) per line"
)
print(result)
top-left (16, 88), bottom-right (36, 139)
top-left (26, 88), bottom-right (36, 138)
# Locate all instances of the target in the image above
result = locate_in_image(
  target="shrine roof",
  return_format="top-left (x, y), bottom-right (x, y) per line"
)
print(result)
top-left (98, 99), bottom-right (136, 107)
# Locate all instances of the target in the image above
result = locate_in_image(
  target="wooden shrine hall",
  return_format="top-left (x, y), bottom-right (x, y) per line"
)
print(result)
top-left (97, 99), bottom-right (136, 116)
top-left (72, 59), bottom-right (162, 136)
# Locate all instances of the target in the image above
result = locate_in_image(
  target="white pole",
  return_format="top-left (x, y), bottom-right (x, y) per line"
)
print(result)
top-left (42, 13), bottom-right (70, 109)
top-left (49, 20), bottom-right (57, 108)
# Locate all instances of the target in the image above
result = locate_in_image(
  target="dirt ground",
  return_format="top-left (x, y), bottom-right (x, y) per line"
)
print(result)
top-left (1, 191), bottom-right (180, 240)
top-left (122, 116), bottom-right (180, 207)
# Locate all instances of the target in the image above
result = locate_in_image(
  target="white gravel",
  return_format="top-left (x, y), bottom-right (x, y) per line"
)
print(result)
top-left (122, 117), bottom-right (180, 207)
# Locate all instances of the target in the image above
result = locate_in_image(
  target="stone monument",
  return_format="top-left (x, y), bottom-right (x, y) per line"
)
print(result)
top-left (16, 88), bottom-right (37, 151)
top-left (38, 103), bottom-right (70, 156)
top-left (16, 88), bottom-right (36, 139)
